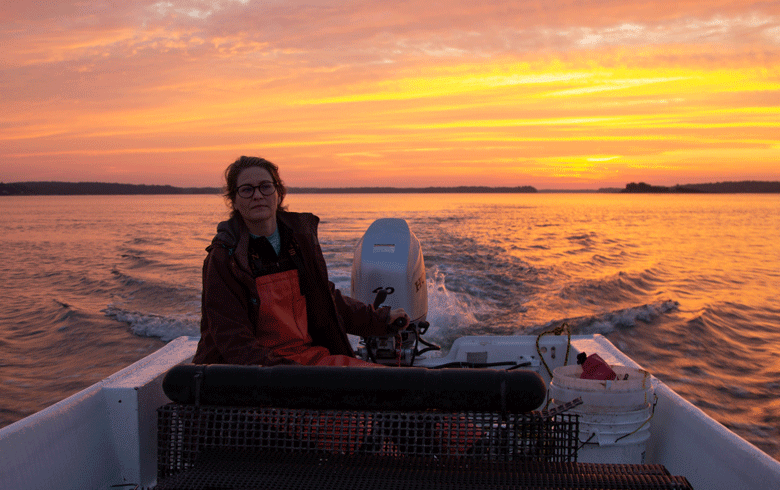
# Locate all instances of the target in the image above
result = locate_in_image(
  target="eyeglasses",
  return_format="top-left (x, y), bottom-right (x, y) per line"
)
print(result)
top-left (237, 182), bottom-right (277, 198)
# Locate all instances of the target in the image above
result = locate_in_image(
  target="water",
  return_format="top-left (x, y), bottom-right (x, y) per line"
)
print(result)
top-left (1, 193), bottom-right (778, 460)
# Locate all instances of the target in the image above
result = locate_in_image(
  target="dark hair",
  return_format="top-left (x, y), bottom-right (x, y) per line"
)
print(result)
top-left (224, 156), bottom-right (288, 219)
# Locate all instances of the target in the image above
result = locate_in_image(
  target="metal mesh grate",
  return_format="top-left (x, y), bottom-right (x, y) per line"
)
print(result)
top-left (154, 450), bottom-right (694, 490)
top-left (157, 403), bottom-right (580, 480)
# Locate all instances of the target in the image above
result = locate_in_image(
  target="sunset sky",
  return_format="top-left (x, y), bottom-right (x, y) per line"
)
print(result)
top-left (2, 1), bottom-right (779, 189)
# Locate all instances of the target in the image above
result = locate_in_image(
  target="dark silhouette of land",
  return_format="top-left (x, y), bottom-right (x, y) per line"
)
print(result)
top-left (288, 186), bottom-right (538, 194)
top-left (0, 181), bottom-right (220, 196)
top-left (0, 181), bottom-right (536, 195)
top-left (1, 180), bottom-right (778, 196)
top-left (622, 181), bottom-right (780, 193)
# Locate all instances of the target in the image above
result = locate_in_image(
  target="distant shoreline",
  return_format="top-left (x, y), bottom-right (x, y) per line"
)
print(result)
top-left (1, 180), bottom-right (778, 196)
top-left (621, 181), bottom-right (780, 194)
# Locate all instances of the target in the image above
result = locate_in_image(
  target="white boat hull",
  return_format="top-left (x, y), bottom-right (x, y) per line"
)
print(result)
top-left (1, 334), bottom-right (778, 490)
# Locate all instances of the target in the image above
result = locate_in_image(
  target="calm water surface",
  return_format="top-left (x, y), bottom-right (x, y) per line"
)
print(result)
top-left (0, 193), bottom-right (778, 460)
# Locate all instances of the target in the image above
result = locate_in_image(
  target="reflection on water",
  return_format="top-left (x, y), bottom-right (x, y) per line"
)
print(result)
top-left (0, 193), bottom-right (778, 461)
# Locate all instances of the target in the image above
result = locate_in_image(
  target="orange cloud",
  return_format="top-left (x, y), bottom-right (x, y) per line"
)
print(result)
top-left (2, 0), bottom-right (778, 188)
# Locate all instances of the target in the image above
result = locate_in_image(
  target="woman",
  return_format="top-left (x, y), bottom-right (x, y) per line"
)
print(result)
top-left (194, 156), bottom-right (408, 366)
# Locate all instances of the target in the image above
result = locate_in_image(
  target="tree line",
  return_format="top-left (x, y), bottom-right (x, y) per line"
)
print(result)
top-left (622, 181), bottom-right (780, 193)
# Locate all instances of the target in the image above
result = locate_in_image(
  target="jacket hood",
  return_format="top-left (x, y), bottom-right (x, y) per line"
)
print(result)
top-left (211, 215), bottom-right (244, 250)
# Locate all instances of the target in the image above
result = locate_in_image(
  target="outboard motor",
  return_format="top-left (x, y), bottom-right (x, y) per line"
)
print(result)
top-left (351, 218), bottom-right (439, 365)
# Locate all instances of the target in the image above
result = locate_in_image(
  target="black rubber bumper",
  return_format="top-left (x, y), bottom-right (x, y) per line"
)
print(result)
top-left (162, 364), bottom-right (546, 412)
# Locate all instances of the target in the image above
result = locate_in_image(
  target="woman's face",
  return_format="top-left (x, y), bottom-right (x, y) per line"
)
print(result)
top-left (233, 166), bottom-right (279, 233)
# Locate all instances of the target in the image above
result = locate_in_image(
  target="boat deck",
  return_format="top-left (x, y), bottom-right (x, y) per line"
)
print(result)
top-left (155, 450), bottom-right (693, 490)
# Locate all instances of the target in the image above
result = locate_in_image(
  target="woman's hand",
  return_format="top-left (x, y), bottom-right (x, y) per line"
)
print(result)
top-left (387, 308), bottom-right (410, 331)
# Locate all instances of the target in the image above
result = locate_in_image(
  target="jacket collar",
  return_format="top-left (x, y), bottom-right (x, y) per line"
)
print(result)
top-left (209, 211), bottom-right (320, 274)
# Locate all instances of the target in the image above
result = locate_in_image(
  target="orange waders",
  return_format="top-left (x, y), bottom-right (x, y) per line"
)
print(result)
top-left (254, 269), bottom-right (377, 367)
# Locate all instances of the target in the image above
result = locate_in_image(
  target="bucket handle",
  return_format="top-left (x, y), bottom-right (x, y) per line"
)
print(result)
top-left (578, 393), bottom-right (658, 448)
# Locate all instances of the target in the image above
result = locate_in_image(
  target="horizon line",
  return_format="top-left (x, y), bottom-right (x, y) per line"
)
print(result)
top-left (2, 180), bottom-right (780, 195)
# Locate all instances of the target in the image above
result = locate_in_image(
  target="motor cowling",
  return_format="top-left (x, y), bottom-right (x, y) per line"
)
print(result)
top-left (351, 218), bottom-right (432, 365)
top-left (351, 218), bottom-right (427, 323)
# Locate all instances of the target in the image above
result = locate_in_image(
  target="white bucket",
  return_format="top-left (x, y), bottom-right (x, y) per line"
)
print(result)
top-left (550, 364), bottom-right (654, 464)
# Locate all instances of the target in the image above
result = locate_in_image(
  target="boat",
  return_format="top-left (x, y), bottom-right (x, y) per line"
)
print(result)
top-left (2, 218), bottom-right (780, 489)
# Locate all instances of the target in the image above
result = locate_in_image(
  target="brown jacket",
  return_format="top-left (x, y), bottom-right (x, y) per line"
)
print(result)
top-left (193, 211), bottom-right (391, 365)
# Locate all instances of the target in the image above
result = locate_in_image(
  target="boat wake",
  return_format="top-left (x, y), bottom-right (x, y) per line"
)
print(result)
top-left (529, 300), bottom-right (680, 335)
top-left (103, 305), bottom-right (199, 341)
